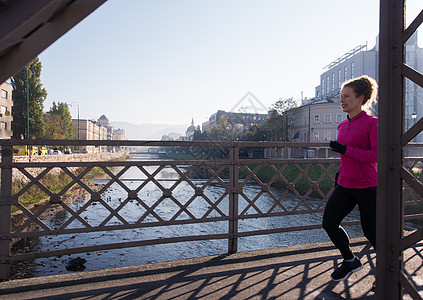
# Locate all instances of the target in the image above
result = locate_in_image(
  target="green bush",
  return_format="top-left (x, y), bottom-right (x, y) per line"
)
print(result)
top-left (11, 166), bottom-right (106, 211)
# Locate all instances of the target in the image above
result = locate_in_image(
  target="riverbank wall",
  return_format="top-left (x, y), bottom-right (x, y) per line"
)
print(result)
top-left (11, 152), bottom-right (129, 182)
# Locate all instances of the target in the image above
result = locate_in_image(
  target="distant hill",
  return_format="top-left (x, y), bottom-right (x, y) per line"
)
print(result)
top-left (110, 122), bottom-right (188, 140)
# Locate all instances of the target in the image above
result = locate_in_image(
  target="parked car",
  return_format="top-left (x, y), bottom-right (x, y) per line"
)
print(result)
top-left (64, 149), bottom-right (72, 154)
top-left (52, 150), bottom-right (63, 155)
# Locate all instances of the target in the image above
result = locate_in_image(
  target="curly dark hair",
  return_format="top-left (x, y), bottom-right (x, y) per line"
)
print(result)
top-left (342, 75), bottom-right (378, 106)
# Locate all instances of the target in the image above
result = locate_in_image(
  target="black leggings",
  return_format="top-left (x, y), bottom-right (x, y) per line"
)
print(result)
top-left (322, 185), bottom-right (377, 260)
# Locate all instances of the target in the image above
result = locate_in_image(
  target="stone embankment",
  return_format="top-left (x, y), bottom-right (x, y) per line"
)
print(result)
top-left (8, 152), bottom-right (130, 279)
top-left (11, 152), bottom-right (129, 182)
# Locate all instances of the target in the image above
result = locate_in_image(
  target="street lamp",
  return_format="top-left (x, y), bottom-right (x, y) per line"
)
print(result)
top-left (67, 102), bottom-right (79, 152)
top-left (411, 111), bottom-right (417, 122)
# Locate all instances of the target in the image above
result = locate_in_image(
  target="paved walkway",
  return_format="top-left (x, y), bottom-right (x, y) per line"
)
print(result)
top-left (0, 238), bottom-right (420, 299)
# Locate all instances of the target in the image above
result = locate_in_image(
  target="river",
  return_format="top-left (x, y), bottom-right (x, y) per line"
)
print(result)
top-left (32, 153), bottom-right (365, 277)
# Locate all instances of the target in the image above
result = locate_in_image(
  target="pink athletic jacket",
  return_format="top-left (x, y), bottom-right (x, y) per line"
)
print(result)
top-left (336, 110), bottom-right (378, 188)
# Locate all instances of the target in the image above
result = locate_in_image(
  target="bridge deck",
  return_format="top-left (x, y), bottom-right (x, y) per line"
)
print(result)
top-left (0, 238), bottom-right (421, 299)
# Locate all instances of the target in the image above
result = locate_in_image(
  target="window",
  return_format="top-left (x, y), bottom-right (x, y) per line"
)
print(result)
top-left (332, 73), bottom-right (335, 90)
top-left (303, 132), bottom-right (307, 142)
top-left (303, 116), bottom-right (307, 125)
top-left (321, 79), bottom-right (325, 95)
top-left (338, 69), bottom-right (342, 88)
top-left (326, 76), bottom-right (330, 93)
top-left (351, 62), bottom-right (355, 78)
top-left (324, 114), bottom-right (331, 123)
top-left (314, 114), bottom-right (320, 123)
top-left (314, 131), bottom-right (319, 141)
top-left (0, 122), bottom-right (6, 130)
top-left (325, 131), bottom-right (331, 141)
top-left (336, 114), bottom-right (342, 123)
top-left (0, 106), bottom-right (6, 114)
top-left (1, 89), bottom-right (7, 99)
top-left (344, 65), bottom-right (348, 81)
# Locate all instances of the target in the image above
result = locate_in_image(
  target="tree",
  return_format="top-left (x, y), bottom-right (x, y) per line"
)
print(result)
top-left (44, 102), bottom-right (74, 139)
top-left (207, 115), bottom-right (242, 141)
top-left (192, 125), bottom-right (206, 141)
top-left (11, 57), bottom-right (47, 139)
top-left (241, 124), bottom-right (266, 141)
top-left (262, 110), bottom-right (285, 141)
top-left (271, 97), bottom-right (297, 115)
top-left (266, 97), bottom-right (298, 141)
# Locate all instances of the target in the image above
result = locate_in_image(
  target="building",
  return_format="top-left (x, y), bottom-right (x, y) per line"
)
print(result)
top-left (287, 99), bottom-right (347, 158)
top-left (202, 110), bottom-right (268, 133)
top-left (315, 31), bottom-right (423, 139)
top-left (112, 128), bottom-right (126, 152)
top-left (202, 110), bottom-right (225, 132)
top-left (288, 30), bottom-right (422, 154)
top-left (287, 42), bottom-right (375, 157)
top-left (98, 115), bottom-right (115, 150)
top-left (0, 82), bottom-right (13, 139)
top-left (72, 115), bottom-right (126, 153)
top-left (185, 119), bottom-right (196, 141)
top-left (290, 99), bottom-right (346, 143)
top-left (97, 114), bottom-right (110, 127)
top-left (316, 44), bottom-right (378, 100)
top-left (72, 119), bottom-right (106, 153)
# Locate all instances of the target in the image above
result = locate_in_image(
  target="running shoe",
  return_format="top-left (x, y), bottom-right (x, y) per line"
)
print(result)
top-left (331, 257), bottom-right (363, 281)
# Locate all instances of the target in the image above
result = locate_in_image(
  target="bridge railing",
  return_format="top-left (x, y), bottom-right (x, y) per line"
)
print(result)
top-left (1, 139), bottom-right (422, 280)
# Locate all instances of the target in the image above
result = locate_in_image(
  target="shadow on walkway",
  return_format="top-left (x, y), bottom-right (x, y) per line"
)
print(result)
top-left (1, 238), bottom-right (420, 299)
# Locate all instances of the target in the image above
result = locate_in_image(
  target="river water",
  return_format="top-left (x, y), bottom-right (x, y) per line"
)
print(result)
top-left (32, 153), bottom-right (366, 277)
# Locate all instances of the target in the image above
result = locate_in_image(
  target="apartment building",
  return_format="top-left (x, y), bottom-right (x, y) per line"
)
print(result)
top-left (316, 44), bottom-right (378, 100)
top-left (0, 82), bottom-right (13, 139)
top-left (290, 99), bottom-right (346, 143)
top-left (72, 119), bottom-right (107, 153)
top-left (287, 99), bottom-right (347, 158)
top-left (72, 115), bottom-right (126, 153)
top-left (111, 127), bottom-right (126, 153)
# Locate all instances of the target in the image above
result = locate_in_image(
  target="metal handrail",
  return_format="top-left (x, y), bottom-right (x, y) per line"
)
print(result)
top-left (0, 140), bottom-right (421, 280)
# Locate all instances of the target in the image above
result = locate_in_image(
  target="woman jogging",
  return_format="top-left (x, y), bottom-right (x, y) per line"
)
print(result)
top-left (322, 75), bottom-right (378, 281)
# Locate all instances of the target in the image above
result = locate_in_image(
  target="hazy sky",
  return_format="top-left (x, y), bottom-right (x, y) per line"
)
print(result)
top-left (38, 0), bottom-right (422, 126)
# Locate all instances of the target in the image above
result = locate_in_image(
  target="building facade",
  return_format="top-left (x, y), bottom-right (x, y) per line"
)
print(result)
top-left (290, 99), bottom-right (347, 143)
top-left (202, 110), bottom-right (268, 133)
top-left (288, 31), bottom-right (422, 153)
top-left (316, 44), bottom-right (378, 100)
top-left (0, 82), bottom-right (13, 139)
top-left (314, 31), bottom-right (423, 140)
top-left (287, 99), bottom-right (347, 158)
top-left (72, 119), bottom-right (107, 153)
top-left (72, 115), bottom-right (126, 153)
